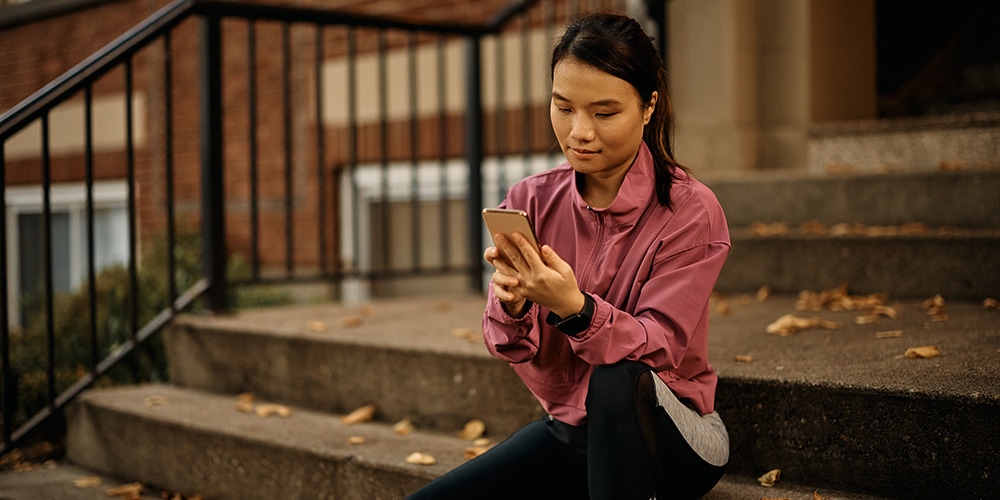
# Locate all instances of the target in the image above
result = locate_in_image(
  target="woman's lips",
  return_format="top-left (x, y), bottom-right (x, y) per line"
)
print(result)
top-left (570, 147), bottom-right (598, 160)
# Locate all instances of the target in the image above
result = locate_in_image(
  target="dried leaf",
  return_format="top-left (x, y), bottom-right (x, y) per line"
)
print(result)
top-left (905, 345), bottom-right (941, 359)
top-left (464, 444), bottom-right (493, 459)
top-left (306, 320), bottom-right (327, 332)
top-left (405, 452), bottom-right (437, 465)
top-left (255, 403), bottom-right (292, 418)
top-left (875, 330), bottom-right (903, 339)
top-left (341, 315), bottom-right (364, 328)
top-left (235, 392), bottom-right (255, 413)
top-left (360, 304), bottom-right (375, 317)
top-left (472, 438), bottom-right (492, 446)
top-left (72, 476), bottom-right (102, 488)
top-left (341, 403), bottom-right (376, 425)
top-left (751, 222), bottom-right (789, 237)
top-left (106, 482), bottom-right (144, 497)
top-left (347, 436), bottom-right (366, 445)
top-left (756, 285), bottom-right (771, 302)
top-left (736, 294), bottom-right (752, 307)
top-left (766, 314), bottom-right (839, 336)
top-left (457, 419), bottom-right (486, 440)
top-left (855, 314), bottom-right (879, 325)
top-left (983, 298), bottom-right (998, 310)
top-left (758, 468), bottom-right (781, 487)
top-left (715, 301), bottom-right (732, 316)
top-left (800, 220), bottom-right (828, 235)
top-left (813, 491), bottom-right (828, 500)
top-left (734, 355), bottom-right (753, 363)
top-left (393, 418), bottom-right (414, 436)
top-left (143, 395), bottom-right (168, 407)
top-left (451, 328), bottom-right (480, 343)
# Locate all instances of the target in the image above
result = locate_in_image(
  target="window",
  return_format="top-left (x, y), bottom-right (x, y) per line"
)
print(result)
top-left (6, 181), bottom-right (129, 325)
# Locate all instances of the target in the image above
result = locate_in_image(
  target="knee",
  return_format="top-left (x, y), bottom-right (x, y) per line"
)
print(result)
top-left (586, 360), bottom-right (650, 412)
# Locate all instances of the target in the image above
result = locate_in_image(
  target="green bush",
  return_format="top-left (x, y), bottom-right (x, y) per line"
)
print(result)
top-left (2, 229), bottom-right (292, 437)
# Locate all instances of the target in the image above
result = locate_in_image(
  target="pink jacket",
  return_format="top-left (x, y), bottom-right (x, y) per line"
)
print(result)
top-left (483, 142), bottom-right (730, 425)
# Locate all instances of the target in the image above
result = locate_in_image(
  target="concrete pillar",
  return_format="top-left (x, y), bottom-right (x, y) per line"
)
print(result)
top-left (668, 0), bottom-right (875, 173)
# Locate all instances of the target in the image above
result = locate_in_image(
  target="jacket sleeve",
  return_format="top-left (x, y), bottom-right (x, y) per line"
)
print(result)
top-left (566, 239), bottom-right (729, 370)
top-left (482, 285), bottom-right (543, 363)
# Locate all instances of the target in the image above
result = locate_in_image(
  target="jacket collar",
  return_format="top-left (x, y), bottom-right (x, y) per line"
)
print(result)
top-left (573, 141), bottom-right (660, 224)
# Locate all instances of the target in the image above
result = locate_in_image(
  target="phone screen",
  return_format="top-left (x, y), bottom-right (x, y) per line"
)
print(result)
top-left (482, 208), bottom-right (540, 253)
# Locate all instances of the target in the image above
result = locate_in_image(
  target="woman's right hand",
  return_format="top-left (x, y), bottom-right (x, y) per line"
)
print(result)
top-left (484, 245), bottom-right (529, 316)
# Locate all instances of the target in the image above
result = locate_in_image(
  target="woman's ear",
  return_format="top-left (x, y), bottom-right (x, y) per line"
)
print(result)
top-left (644, 91), bottom-right (658, 125)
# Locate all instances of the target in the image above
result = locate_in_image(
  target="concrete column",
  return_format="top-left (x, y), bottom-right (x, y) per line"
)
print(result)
top-left (668, 0), bottom-right (875, 172)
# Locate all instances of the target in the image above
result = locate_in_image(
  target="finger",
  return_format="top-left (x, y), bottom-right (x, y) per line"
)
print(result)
top-left (509, 233), bottom-right (543, 269)
top-left (494, 233), bottom-right (527, 270)
top-left (540, 245), bottom-right (570, 272)
top-left (491, 270), bottom-right (520, 288)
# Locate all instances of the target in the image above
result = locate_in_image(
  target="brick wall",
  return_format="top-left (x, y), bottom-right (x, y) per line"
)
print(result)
top-left (1, 0), bottom-right (628, 275)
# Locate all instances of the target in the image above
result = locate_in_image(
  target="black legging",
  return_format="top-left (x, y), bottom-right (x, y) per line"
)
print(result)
top-left (407, 360), bottom-right (726, 500)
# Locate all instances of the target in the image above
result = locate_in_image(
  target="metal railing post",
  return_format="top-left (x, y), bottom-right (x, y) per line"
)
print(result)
top-left (465, 35), bottom-right (485, 293)
top-left (199, 14), bottom-right (227, 312)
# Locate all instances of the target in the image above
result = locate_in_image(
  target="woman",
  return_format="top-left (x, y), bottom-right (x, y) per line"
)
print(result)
top-left (409, 13), bottom-right (730, 500)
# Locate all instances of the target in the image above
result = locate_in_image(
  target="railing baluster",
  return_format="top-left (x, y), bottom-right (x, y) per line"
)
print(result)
top-left (495, 26), bottom-right (508, 201)
top-left (164, 32), bottom-right (177, 306)
top-left (378, 30), bottom-right (390, 271)
top-left (315, 24), bottom-right (327, 275)
top-left (521, 13), bottom-right (532, 180)
top-left (347, 27), bottom-right (359, 274)
top-left (125, 58), bottom-right (139, 339)
top-left (41, 114), bottom-right (55, 403)
top-left (409, 31), bottom-right (420, 270)
top-left (84, 86), bottom-right (97, 371)
top-left (248, 21), bottom-right (260, 280)
top-left (437, 36), bottom-right (450, 266)
top-left (465, 35), bottom-right (484, 289)
top-left (0, 139), bottom-right (9, 445)
top-left (200, 14), bottom-right (227, 313)
top-left (283, 22), bottom-right (294, 277)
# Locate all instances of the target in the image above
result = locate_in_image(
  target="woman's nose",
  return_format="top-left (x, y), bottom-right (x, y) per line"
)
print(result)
top-left (570, 116), bottom-right (595, 142)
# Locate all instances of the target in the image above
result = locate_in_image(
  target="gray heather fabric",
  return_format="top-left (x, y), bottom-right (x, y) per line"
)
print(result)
top-left (651, 373), bottom-right (730, 467)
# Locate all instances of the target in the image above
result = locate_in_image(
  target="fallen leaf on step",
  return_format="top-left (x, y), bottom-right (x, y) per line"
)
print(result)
top-left (472, 438), bottom-right (492, 446)
top-left (236, 392), bottom-right (255, 413)
top-left (734, 355), bottom-right (753, 363)
top-left (106, 482), bottom-right (144, 498)
top-left (457, 419), bottom-right (486, 440)
top-left (306, 320), bottom-right (327, 332)
top-left (984, 298), bottom-right (998, 310)
top-left (341, 403), bottom-right (376, 425)
top-left (341, 315), bottom-right (364, 328)
top-left (800, 220), bottom-right (828, 235)
top-left (393, 418), bottom-right (414, 436)
top-left (143, 395), bottom-right (168, 407)
top-left (922, 294), bottom-right (948, 322)
top-left (875, 330), bottom-right (903, 339)
top-left (360, 304), bottom-right (374, 317)
top-left (904, 345), bottom-right (941, 359)
top-left (766, 314), bottom-right (839, 336)
top-left (813, 491), bottom-right (828, 500)
top-left (756, 285), bottom-right (771, 302)
top-left (405, 452), bottom-right (437, 465)
top-left (72, 476), bottom-right (101, 488)
top-left (347, 436), bottom-right (366, 445)
top-left (464, 444), bottom-right (493, 459)
top-left (255, 403), bottom-right (292, 418)
top-left (751, 222), bottom-right (789, 237)
top-left (758, 468), bottom-right (781, 487)
top-left (451, 327), bottom-right (480, 343)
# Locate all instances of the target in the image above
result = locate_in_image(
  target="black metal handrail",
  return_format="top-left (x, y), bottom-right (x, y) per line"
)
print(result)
top-left (1, 0), bottom-right (563, 457)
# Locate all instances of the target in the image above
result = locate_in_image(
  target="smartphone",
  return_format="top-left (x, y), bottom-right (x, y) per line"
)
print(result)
top-left (482, 208), bottom-right (540, 253)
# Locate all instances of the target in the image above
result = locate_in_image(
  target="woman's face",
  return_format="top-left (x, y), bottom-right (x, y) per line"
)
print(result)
top-left (550, 57), bottom-right (655, 180)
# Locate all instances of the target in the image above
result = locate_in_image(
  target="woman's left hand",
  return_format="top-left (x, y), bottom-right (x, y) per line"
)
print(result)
top-left (493, 233), bottom-right (586, 318)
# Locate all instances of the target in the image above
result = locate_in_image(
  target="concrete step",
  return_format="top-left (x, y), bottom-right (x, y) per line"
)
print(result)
top-left (705, 169), bottom-right (1000, 228)
top-left (717, 228), bottom-right (1000, 299)
top-left (164, 299), bottom-right (544, 439)
top-left (151, 296), bottom-right (1000, 499)
top-left (62, 384), bottom-right (893, 500)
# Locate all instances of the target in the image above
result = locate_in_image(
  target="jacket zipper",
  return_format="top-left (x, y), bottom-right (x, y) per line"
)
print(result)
top-left (577, 207), bottom-right (605, 291)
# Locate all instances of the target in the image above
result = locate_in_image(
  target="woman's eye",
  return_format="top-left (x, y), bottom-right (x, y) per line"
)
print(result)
top-left (558, 107), bottom-right (572, 113)
top-left (596, 112), bottom-right (617, 118)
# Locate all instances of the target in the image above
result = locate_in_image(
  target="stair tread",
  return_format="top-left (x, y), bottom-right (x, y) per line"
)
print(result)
top-left (65, 384), bottom-right (891, 500)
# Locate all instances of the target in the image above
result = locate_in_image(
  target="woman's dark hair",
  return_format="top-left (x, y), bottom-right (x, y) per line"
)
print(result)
top-left (551, 13), bottom-right (685, 207)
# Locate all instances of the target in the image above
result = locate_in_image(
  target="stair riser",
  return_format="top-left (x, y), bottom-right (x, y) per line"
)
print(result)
top-left (65, 400), bottom-right (432, 500)
top-left (717, 379), bottom-right (1000, 499)
top-left (708, 170), bottom-right (1000, 228)
top-left (717, 236), bottom-right (1000, 299)
top-left (165, 323), bottom-right (543, 438)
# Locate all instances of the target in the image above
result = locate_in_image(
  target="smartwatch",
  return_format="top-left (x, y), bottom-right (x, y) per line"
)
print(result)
top-left (546, 293), bottom-right (595, 336)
